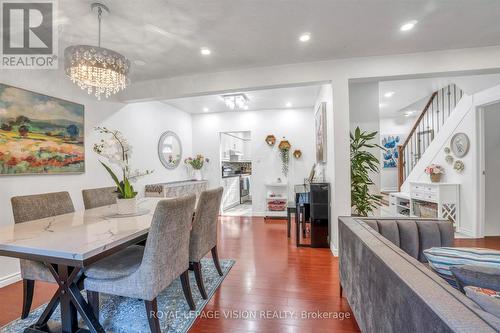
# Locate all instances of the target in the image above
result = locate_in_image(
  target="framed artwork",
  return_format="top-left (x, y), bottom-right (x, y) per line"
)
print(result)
top-left (381, 134), bottom-right (402, 168)
top-left (0, 83), bottom-right (85, 175)
top-left (315, 102), bottom-right (327, 163)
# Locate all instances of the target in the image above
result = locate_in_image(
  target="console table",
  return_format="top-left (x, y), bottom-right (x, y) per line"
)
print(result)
top-left (145, 180), bottom-right (208, 198)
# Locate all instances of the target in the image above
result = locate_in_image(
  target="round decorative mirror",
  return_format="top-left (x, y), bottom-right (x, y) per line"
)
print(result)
top-left (158, 131), bottom-right (182, 169)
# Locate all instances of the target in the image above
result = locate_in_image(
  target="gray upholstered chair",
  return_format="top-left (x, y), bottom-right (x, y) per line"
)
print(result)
top-left (82, 186), bottom-right (117, 209)
top-left (189, 187), bottom-right (224, 299)
top-left (84, 194), bottom-right (197, 333)
top-left (11, 191), bottom-right (75, 319)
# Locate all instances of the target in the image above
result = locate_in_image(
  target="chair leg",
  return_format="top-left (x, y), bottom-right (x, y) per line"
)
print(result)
top-left (87, 291), bottom-right (100, 320)
top-left (180, 270), bottom-right (196, 311)
top-left (144, 298), bottom-right (161, 333)
top-left (211, 246), bottom-right (223, 276)
top-left (192, 262), bottom-right (208, 300)
top-left (21, 279), bottom-right (35, 319)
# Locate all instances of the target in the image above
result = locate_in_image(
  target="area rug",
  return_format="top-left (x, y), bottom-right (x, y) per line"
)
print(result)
top-left (1, 258), bottom-right (235, 333)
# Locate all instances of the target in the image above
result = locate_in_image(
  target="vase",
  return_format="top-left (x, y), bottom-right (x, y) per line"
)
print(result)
top-left (430, 173), bottom-right (441, 183)
top-left (192, 169), bottom-right (203, 181)
top-left (117, 197), bottom-right (137, 215)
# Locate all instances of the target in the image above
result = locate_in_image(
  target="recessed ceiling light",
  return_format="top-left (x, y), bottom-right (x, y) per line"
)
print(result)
top-left (286, 102), bottom-right (292, 107)
top-left (203, 107), bottom-right (209, 112)
top-left (200, 47), bottom-right (211, 56)
top-left (379, 103), bottom-right (387, 108)
top-left (400, 20), bottom-right (418, 32)
top-left (384, 91), bottom-right (395, 98)
top-left (134, 59), bottom-right (146, 66)
top-left (404, 111), bottom-right (414, 117)
top-left (299, 33), bottom-right (311, 42)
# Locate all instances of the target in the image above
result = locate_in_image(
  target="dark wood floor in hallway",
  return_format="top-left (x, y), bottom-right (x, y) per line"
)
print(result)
top-left (1, 216), bottom-right (500, 332)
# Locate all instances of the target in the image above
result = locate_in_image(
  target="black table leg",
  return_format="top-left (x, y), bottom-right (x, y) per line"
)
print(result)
top-left (24, 263), bottom-right (105, 333)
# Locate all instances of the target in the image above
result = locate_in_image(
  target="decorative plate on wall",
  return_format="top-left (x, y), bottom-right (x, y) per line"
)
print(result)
top-left (450, 132), bottom-right (470, 158)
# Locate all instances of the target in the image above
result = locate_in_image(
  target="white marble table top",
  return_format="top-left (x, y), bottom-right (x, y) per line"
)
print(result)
top-left (0, 198), bottom-right (167, 266)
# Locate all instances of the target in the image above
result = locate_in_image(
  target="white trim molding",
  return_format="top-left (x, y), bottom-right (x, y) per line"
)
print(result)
top-left (0, 271), bottom-right (21, 288)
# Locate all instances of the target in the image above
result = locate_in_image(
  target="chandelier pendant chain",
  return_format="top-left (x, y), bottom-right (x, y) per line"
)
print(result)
top-left (97, 6), bottom-right (102, 48)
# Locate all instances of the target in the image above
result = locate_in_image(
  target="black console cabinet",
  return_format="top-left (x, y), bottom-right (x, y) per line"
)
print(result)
top-left (309, 183), bottom-right (330, 248)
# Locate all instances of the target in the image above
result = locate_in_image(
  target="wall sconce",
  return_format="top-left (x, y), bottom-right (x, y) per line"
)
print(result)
top-left (293, 150), bottom-right (302, 159)
top-left (265, 135), bottom-right (276, 146)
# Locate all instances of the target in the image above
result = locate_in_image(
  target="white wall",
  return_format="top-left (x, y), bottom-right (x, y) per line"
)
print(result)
top-left (0, 71), bottom-right (193, 286)
top-left (349, 82), bottom-right (381, 196)
top-left (314, 84), bottom-right (334, 183)
top-left (484, 103), bottom-right (500, 236)
top-left (191, 108), bottom-right (315, 215)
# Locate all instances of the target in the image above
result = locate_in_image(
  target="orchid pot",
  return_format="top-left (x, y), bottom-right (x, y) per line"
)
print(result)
top-left (117, 197), bottom-right (137, 215)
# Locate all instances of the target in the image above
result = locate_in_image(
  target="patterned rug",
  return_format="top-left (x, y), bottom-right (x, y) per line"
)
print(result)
top-left (1, 258), bottom-right (235, 333)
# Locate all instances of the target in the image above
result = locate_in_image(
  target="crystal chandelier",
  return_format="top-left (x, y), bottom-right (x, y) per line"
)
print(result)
top-left (64, 3), bottom-right (130, 100)
top-left (222, 93), bottom-right (249, 110)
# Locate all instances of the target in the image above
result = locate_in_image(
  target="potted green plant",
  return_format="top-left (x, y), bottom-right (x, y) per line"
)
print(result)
top-left (278, 138), bottom-right (291, 177)
top-left (93, 127), bottom-right (153, 214)
top-left (350, 127), bottom-right (384, 216)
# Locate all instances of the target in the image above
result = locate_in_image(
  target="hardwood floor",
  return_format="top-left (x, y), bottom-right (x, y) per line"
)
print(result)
top-left (0, 216), bottom-right (499, 332)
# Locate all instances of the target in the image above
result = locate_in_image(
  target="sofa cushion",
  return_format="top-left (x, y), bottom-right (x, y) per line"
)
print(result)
top-left (424, 247), bottom-right (500, 288)
top-left (451, 265), bottom-right (500, 292)
top-left (465, 287), bottom-right (500, 318)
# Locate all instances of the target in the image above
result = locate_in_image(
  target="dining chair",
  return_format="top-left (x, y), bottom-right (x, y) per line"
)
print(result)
top-left (189, 187), bottom-right (224, 299)
top-left (11, 191), bottom-right (75, 319)
top-left (83, 194), bottom-right (197, 333)
top-left (82, 186), bottom-right (117, 209)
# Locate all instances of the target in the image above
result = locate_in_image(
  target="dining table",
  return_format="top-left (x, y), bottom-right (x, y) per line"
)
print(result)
top-left (0, 198), bottom-right (168, 333)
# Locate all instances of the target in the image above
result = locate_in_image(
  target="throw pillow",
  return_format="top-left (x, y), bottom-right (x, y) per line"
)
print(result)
top-left (464, 286), bottom-right (500, 318)
top-left (451, 265), bottom-right (500, 292)
top-left (423, 247), bottom-right (500, 288)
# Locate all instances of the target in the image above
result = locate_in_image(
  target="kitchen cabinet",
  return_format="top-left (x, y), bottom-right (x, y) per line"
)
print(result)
top-left (222, 176), bottom-right (240, 210)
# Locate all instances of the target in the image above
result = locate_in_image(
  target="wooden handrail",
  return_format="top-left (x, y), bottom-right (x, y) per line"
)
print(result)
top-left (397, 91), bottom-right (437, 191)
top-left (400, 91), bottom-right (437, 149)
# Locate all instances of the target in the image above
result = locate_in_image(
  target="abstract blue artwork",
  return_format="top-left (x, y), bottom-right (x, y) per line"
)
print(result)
top-left (382, 135), bottom-right (401, 168)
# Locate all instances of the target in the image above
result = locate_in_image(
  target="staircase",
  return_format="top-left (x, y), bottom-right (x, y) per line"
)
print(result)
top-left (397, 84), bottom-right (464, 190)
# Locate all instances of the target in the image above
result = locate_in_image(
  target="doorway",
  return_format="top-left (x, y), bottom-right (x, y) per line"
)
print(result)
top-left (220, 131), bottom-right (253, 216)
top-left (482, 102), bottom-right (500, 236)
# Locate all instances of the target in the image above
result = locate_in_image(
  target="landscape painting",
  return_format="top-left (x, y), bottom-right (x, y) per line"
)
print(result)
top-left (0, 83), bottom-right (84, 175)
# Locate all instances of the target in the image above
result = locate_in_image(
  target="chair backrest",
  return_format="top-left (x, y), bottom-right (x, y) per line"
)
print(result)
top-left (189, 187), bottom-right (223, 262)
top-left (82, 186), bottom-right (117, 209)
top-left (11, 191), bottom-right (75, 224)
top-left (140, 194), bottom-right (196, 297)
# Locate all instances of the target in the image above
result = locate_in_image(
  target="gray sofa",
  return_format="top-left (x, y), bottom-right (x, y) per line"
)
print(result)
top-left (339, 217), bottom-right (500, 333)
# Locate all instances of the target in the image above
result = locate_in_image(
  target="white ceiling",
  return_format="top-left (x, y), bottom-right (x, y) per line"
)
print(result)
top-left (379, 73), bottom-right (500, 117)
top-left (164, 85), bottom-right (321, 114)
top-left (57, 0), bottom-right (500, 82)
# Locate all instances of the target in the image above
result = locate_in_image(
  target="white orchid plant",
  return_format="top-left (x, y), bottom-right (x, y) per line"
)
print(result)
top-left (93, 127), bottom-right (153, 199)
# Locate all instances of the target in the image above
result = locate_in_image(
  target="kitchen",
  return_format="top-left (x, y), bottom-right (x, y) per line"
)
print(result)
top-left (220, 131), bottom-right (252, 215)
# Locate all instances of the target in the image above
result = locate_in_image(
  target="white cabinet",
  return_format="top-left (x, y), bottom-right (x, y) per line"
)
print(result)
top-left (388, 192), bottom-right (411, 217)
top-left (409, 181), bottom-right (460, 228)
top-left (222, 176), bottom-right (240, 210)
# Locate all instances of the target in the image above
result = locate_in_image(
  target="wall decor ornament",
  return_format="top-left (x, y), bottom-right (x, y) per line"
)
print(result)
top-left (0, 83), bottom-right (85, 175)
top-left (444, 147), bottom-right (451, 154)
top-left (293, 149), bottom-right (302, 159)
top-left (278, 138), bottom-right (291, 176)
top-left (265, 135), bottom-right (276, 146)
top-left (158, 131), bottom-right (182, 169)
top-left (450, 132), bottom-right (470, 158)
top-left (315, 102), bottom-right (327, 163)
top-left (454, 160), bottom-right (465, 173)
top-left (445, 155), bottom-right (454, 164)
